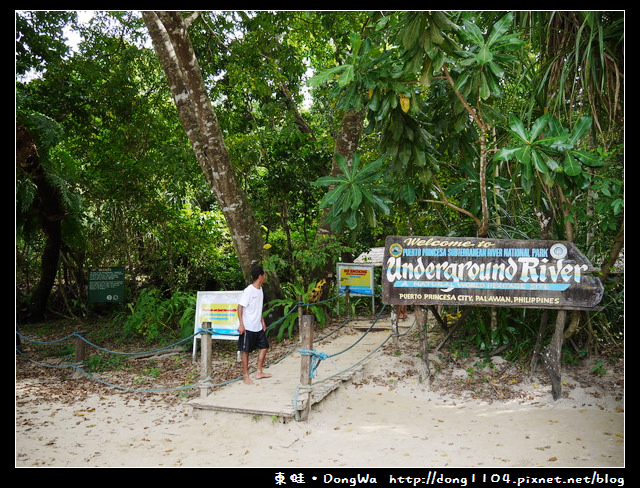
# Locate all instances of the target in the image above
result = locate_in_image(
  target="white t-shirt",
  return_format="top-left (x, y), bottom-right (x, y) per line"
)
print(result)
top-left (238, 284), bottom-right (264, 332)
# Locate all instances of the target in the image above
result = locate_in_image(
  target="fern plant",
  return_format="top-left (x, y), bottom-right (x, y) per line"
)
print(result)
top-left (117, 288), bottom-right (195, 344)
top-left (265, 280), bottom-right (327, 341)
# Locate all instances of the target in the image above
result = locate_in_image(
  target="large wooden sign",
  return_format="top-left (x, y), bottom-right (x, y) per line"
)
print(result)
top-left (382, 236), bottom-right (603, 310)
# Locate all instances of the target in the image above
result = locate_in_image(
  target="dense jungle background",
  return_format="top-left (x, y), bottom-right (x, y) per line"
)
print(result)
top-left (16, 11), bottom-right (623, 374)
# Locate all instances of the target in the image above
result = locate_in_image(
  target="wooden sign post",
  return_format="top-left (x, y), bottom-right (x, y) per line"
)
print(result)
top-left (298, 315), bottom-right (314, 421)
top-left (199, 322), bottom-right (212, 398)
top-left (382, 236), bottom-right (604, 399)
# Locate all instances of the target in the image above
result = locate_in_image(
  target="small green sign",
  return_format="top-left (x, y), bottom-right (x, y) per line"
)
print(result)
top-left (88, 267), bottom-right (125, 303)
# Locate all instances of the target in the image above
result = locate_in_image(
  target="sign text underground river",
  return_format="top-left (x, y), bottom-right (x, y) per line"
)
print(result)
top-left (382, 236), bottom-right (603, 310)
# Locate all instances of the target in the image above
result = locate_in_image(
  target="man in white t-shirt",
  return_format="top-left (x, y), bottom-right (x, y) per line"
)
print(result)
top-left (237, 264), bottom-right (272, 384)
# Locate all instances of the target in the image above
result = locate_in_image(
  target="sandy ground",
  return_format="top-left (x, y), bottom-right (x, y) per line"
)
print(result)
top-left (16, 329), bottom-right (624, 469)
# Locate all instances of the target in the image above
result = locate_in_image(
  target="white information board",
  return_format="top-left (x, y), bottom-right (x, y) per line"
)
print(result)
top-left (192, 290), bottom-right (243, 361)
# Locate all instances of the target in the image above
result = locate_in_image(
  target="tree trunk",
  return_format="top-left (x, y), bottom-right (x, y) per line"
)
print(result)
top-left (16, 121), bottom-right (64, 322)
top-left (312, 109), bottom-right (365, 295)
top-left (142, 11), bottom-right (279, 298)
top-left (542, 310), bottom-right (566, 400)
top-left (443, 64), bottom-right (489, 237)
top-left (415, 305), bottom-right (430, 386)
top-left (316, 109), bottom-right (365, 239)
top-left (599, 216), bottom-right (624, 282)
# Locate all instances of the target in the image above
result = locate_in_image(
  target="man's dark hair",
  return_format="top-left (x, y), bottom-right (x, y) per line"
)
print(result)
top-left (250, 264), bottom-right (265, 281)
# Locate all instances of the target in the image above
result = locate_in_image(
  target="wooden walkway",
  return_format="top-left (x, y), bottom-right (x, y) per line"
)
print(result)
top-left (187, 317), bottom-right (412, 421)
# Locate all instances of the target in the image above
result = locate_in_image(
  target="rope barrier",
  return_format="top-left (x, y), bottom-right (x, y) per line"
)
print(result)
top-left (298, 349), bottom-right (331, 378)
top-left (16, 292), bottom-right (406, 396)
top-left (291, 308), bottom-right (417, 414)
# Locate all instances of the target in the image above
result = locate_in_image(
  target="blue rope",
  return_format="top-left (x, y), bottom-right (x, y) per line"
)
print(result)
top-left (299, 348), bottom-right (331, 378)
top-left (16, 292), bottom-right (385, 393)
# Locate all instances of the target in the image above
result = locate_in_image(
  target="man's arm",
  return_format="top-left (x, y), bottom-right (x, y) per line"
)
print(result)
top-left (237, 305), bottom-right (246, 334)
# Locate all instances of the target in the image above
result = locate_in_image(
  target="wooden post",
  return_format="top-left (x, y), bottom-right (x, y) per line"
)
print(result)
top-left (391, 306), bottom-right (398, 348)
top-left (415, 306), bottom-right (430, 386)
top-left (298, 295), bottom-right (303, 330)
top-left (299, 314), bottom-right (314, 421)
top-left (543, 310), bottom-right (567, 400)
top-left (530, 309), bottom-right (550, 373)
top-left (72, 332), bottom-right (87, 379)
top-left (200, 322), bottom-right (212, 398)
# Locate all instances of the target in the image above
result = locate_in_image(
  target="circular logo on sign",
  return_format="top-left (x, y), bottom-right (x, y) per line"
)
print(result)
top-left (550, 243), bottom-right (567, 259)
top-left (389, 243), bottom-right (403, 257)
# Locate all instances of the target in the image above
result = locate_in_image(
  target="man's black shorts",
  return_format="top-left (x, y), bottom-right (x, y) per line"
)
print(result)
top-left (237, 330), bottom-right (269, 353)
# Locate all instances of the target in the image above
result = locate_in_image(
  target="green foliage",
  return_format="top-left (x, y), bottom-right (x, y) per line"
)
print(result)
top-left (115, 288), bottom-right (196, 344)
top-left (265, 280), bottom-right (328, 341)
top-left (16, 11), bottom-right (623, 357)
top-left (395, 11), bottom-right (459, 87)
top-left (590, 360), bottom-right (607, 377)
top-left (494, 114), bottom-right (606, 193)
top-left (148, 201), bottom-right (244, 291)
top-left (455, 12), bottom-right (523, 100)
top-left (461, 310), bottom-right (517, 354)
top-left (312, 153), bottom-right (390, 231)
top-left (84, 353), bottom-right (126, 373)
top-left (307, 30), bottom-right (379, 113)
top-left (15, 11), bottom-right (76, 76)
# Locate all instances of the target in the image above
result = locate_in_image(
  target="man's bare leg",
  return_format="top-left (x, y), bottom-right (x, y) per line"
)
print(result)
top-left (241, 351), bottom-right (253, 384)
top-left (255, 348), bottom-right (272, 379)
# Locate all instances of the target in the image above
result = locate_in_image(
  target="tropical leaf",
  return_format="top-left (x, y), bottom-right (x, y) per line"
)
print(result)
top-left (311, 153), bottom-right (389, 231)
top-left (494, 114), bottom-right (604, 193)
